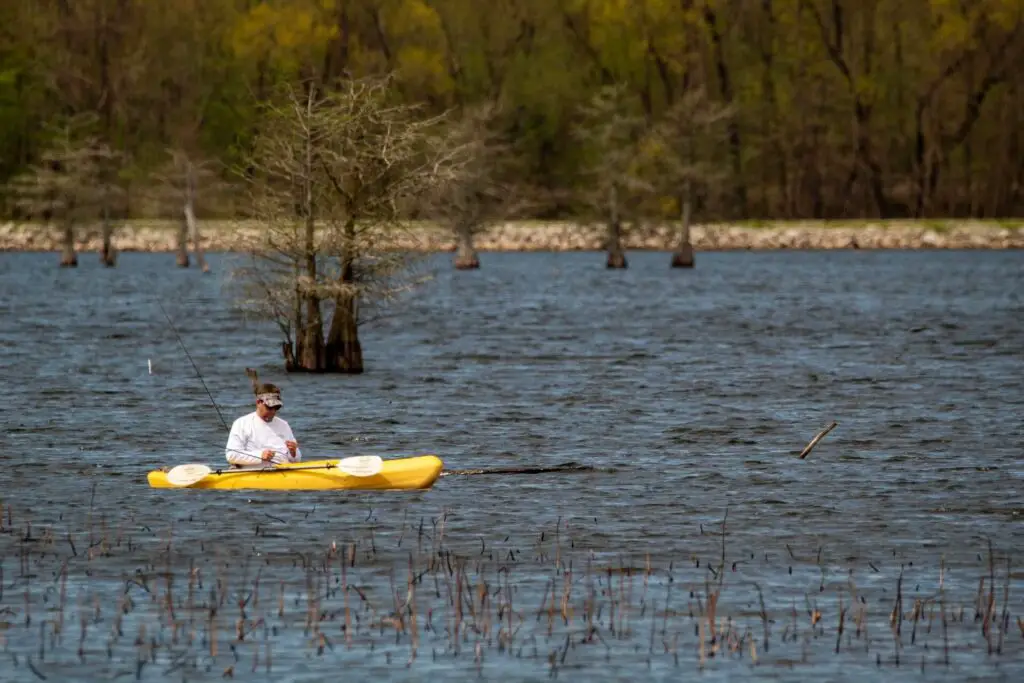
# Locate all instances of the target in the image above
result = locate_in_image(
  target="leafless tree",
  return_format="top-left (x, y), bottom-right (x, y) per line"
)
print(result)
top-left (427, 102), bottom-right (539, 269)
top-left (571, 84), bottom-right (652, 269)
top-left (229, 75), bottom-right (469, 374)
top-left (150, 149), bottom-right (229, 272)
top-left (638, 88), bottom-right (734, 267)
top-left (8, 115), bottom-right (125, 267)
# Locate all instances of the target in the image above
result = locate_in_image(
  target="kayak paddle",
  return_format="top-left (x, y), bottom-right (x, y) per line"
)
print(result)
top-left (166, 455), bottom-right (384, 487)
top-left (166, 463), bottom-right (214, 487)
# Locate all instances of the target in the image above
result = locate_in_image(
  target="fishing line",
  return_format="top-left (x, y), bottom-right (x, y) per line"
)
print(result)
top-left (157, 299), bottom-right (230, 432)
top-left (156, 295), bottom-right (313, 459)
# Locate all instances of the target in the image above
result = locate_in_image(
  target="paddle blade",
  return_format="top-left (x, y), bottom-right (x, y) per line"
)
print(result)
top-left (337, 455), bottom-right (383, 477)
top-left (166, 463), bottom-right (212, 487)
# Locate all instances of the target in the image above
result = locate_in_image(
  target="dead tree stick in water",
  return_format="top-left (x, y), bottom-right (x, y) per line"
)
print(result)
top-left (798, 421), bottom-right (838, 459)
top-left (441, 463), bottom-right (602, 477)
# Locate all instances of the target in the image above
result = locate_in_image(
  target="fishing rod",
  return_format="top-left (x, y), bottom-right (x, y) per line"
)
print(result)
top-left (157, 300), bottom-right (231, 432)
top-left (224, 444), bottom-right (301, 466)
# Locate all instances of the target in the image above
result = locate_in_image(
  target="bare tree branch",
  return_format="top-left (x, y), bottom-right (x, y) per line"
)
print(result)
top-left (227, 74), bottom-right (471, 373)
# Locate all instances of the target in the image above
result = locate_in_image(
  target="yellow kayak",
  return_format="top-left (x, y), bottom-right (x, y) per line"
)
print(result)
top-left (147, 455), bottom-right (443, 491)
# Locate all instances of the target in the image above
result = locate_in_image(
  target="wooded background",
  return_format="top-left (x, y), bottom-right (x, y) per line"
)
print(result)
top-left (2, 0), bottom-right (1022, 223)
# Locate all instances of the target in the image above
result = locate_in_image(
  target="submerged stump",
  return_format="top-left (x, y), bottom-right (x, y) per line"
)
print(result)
top-left (671, 243), bottom-right (694, 268)
top-left (60, 221), bottom-right (77, 267)
top-left (606, 248), bottom-right (627, 269)
top-left (454, 227), bottom-right (480, 269)
top-left (100, 223), bottom-right (117, 267)
top-left (175, 228), bottom-right (189, 267)
top-left (671, 195), bottom-right (695, 268)
top-left (454, 249), bottom-right (480, 270)
top-left (605, 186), bottom-right (627, 269)
top-left (99, 244), bottom-right (117, 267)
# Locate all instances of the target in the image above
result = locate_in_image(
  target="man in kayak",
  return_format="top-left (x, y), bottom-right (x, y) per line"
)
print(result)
top-left (225, 383), bottom-right (303, 467)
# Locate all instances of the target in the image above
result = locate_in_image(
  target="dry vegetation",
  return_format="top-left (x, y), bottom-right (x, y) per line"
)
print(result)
top-left (0, 500), bottom-right (1019, 680)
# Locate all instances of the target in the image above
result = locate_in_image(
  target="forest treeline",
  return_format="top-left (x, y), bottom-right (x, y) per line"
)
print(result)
top-left (2, 0), bottom-right (1023, 223)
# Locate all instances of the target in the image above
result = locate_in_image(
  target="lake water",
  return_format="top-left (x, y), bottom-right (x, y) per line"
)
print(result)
top-left (0, 249), bottom-right (1022, 681)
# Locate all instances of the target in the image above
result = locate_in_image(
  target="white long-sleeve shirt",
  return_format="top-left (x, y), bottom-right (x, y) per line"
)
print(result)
top-left (225, 411), bottom-right (303, 466)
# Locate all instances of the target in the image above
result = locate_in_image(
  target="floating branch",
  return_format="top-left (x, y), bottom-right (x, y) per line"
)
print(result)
top-left (441, 463), bottom-right (606, 477)
top-left (798, 421), bottom-right (838, 459)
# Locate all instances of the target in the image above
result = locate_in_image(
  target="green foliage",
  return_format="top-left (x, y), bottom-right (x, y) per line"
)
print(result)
top-left (1, 0), bottom-right (1023, 220)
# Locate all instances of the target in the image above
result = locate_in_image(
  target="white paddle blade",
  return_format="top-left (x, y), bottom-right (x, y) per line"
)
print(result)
top-left (166, 463), bottom-right (212, 487)
top-left (337, 455), bottom-right (383, 477)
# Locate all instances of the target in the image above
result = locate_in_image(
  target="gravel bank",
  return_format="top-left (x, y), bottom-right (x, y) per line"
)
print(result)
top-left (2, 219), bottom-right (1022, 252)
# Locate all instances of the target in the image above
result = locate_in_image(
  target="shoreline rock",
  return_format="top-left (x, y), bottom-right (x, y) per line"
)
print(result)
top-left (1, 220), bottom-right (1023, 252)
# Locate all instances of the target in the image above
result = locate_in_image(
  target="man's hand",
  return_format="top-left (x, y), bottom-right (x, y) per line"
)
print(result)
top-left (261, 449), bottom-right (275, 462)
top-left (285, 440), bottom-right (298, 457)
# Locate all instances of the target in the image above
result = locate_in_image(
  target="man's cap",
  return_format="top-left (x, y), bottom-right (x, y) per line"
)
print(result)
top-left (258, 392), bottom-right (282, 408)
top-left (255, 382), bottom-right (283, 408)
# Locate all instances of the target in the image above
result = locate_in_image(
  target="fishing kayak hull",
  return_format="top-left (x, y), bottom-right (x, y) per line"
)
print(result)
top-left (147, 455), bottom-right (443, 491)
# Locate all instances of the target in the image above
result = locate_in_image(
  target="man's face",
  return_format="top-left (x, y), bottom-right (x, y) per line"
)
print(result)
top-left (256, 400), bottom-right (281, 421)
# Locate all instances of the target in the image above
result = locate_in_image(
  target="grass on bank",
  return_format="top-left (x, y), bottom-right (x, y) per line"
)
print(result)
top-left (4, 218), bottom-right (1024, 235)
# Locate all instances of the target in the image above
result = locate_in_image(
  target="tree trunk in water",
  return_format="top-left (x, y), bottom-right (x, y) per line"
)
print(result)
top-left (605, 185), bottom-right (627, 269)
top-left (175, 213), bottom-right (189, 267)
top-left (99, 201), bottom-right (116, 267)
top-left (671, 188), bottom-right (694, 268)
top-left (454, 224), bottom-right (480, 269)
top-left (59, 212), bottom-right (77, 267)
top-left (325, 293), bottom-right (363, 373)
top-left (283, 110), bottom-right (329, 374)
top-left (186, 202), bottom-right (207, 272)
top-left (295, 164), bottom-right (323, 371)
top-left (324, 218), bottom-right (363, 373)
top-left (184, 164), bottom-right (208, 272)
top-left (296, 300), bottom-right (325, 371)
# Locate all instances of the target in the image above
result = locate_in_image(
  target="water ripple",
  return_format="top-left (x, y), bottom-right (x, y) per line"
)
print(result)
top-left (0, 249), bottom-right (1022, 681)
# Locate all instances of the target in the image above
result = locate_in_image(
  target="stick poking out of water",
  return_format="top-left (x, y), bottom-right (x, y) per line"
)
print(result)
top-left (245, 368), bottom-right (260, 394)
top-left (798, 421), bottom-right (838, 460)
top-left (440, 463), bottom-right (603, 477)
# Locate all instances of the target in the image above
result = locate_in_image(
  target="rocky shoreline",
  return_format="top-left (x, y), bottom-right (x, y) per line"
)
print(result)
top-left (2, 219), bottom-right (1023, 252)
